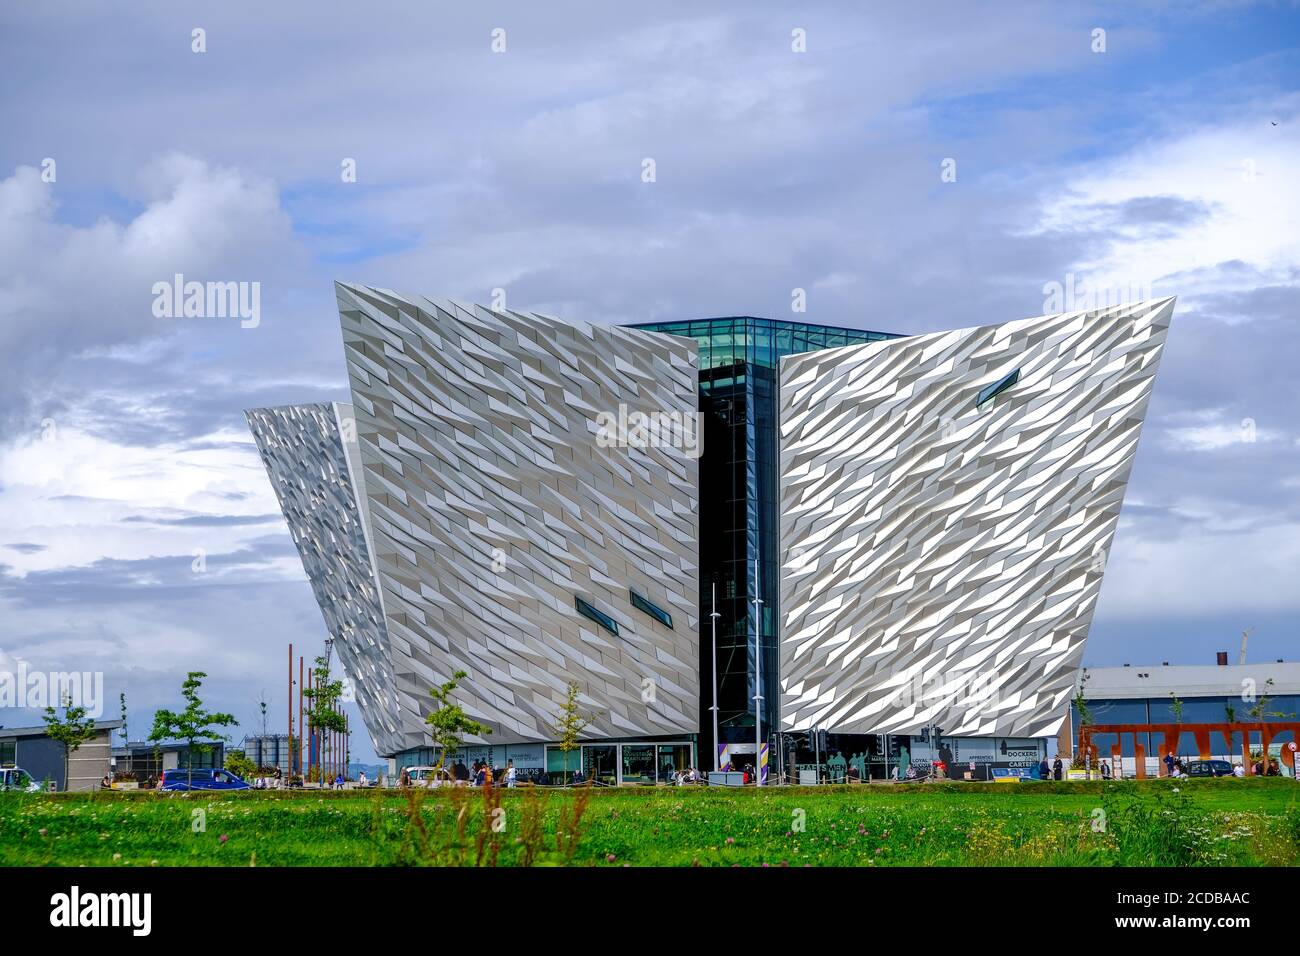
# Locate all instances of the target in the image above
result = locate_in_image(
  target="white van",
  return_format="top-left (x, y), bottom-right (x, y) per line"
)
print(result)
top-left (0, 767), bottom-right (43, 792)
top-left (402, 765), bottom-right (453, 788)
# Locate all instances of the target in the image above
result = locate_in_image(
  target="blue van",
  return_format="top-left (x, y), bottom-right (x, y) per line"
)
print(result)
top-left (159, 768), bottom-right (251, 791)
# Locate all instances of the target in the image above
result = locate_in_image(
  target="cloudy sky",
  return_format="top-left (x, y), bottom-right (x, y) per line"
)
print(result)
top-left (1, 2), bottom-right (1296, 763)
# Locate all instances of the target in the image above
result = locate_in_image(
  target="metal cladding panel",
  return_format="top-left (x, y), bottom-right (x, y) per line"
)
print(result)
top-left (336, 282), bottom-right (701, 746)
top-left (778, 299), bottom-right (1176, 739)
top-left (245, 402), bottom-right (406, 756)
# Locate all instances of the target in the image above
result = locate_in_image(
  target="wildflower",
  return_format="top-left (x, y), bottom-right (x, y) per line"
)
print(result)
top-left (725, 837), bottom-right (735, 845)
top-left (606, 853), bottom-right (616, 863)
top-left (219, 834), bottom-right (229, 844)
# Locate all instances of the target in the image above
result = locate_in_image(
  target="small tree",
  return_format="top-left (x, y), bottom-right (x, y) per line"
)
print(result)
top-left (303, 655), bottom-right (347, 781)
top-left (1072, 670), bottom-right (1096, 773)
top-left (118, 692), bottom-right (129, 747)
top-left (42, 696), bottom-right (98, 792)
top-left (426, 671), bottom-right (490, 773)
top-left (1247, 678), bottom-right (1295, 721)
top-left (553, 682), bottom-right (590, 785)
top-left (224, 749), bottom-right (257, 781)
top-left (1224, 702), bottom-right (1236, 724)
top-left (1073, 670), bottom-right (1095, 729)
top-left (1169, 693), bottom-right (1184, 724)
top-left (149, 672), bottom-right (239, 787)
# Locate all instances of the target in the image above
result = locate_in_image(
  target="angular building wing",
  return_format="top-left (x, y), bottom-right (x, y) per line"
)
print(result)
top-left (245, 402), bottom-right (406, 756)
top-left (334, 283), bottom-right (701, 748)
top-left (777, 299), bottom-right (1176, 739)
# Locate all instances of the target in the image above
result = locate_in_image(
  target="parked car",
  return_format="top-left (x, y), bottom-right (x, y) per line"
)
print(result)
top-left (403, 765), bottom-right (453, 788)
top-left (158, 768), bottom-right (251, 791)
top-left (0, 767), bottom-right (43, 792)
top-left (1183, 759), bottom-right (1235, 778)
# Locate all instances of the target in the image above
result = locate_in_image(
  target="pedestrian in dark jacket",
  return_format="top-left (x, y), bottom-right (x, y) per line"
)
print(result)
top-left (1052, 757), bottom-right (1063, 781)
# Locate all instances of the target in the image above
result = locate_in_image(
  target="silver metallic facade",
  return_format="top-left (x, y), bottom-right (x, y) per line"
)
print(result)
top-left (245, 402), bottom-right (405, 755)
top-left (778, 299), bottom-right (1176, 739)
top-left (333, 283), bottom-right (701, 749)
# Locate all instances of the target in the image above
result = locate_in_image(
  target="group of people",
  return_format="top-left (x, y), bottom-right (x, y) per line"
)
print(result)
top-left (1163, 753), bottom-right (1190, 777)
top-left (251, 768), bottom-right (283, 789)
top-left (669, 766), bottom-right (705, 785)
top-left (1037, 756), bottom-right (1065, 780)
top-left (398, 759), bottom-right (521, 788)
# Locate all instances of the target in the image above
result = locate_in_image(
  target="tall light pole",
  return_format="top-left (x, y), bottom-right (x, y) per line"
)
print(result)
top-left (753, 558), bottom-right (763, 786)
top-left (710, 582), bottom-right (721, 772)
top-left (288, 643), bottom-right (294, 778)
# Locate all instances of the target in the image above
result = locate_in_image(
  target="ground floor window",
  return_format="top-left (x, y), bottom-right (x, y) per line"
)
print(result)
top-left (0, 740), bottom-right (14, 766)
top-left (621, 744), bottom-right (656, 784)
top-left (582, 745), bottom-right (618, 785)
top-left (545, 746), bottom-right (580, 782)
top-left (658, 744), bottom-right (692, 778)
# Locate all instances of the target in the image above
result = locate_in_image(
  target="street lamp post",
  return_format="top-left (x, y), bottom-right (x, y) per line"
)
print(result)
top-left (710, 582), bottom-right (721, 773)
top-left (753, 558), bottom-right (763, 787)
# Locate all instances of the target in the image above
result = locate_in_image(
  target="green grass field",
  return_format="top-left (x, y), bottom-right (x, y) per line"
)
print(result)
top-left (2, 778), bottom-right (1297, 867)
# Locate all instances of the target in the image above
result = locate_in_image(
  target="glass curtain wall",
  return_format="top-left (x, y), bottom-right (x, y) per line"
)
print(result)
top-left (630, 317), bottom-right (902, 769)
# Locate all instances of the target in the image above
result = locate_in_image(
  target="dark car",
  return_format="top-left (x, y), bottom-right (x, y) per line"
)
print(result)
top-left (1183, 759), bottom-right (1234, 778)
top-left (159, 768), bottom-right (251, 791)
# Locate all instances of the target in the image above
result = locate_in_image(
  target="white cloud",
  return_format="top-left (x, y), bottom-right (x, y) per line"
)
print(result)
top-left (1035, 104), bottom-right (1300, 299)
top-left (1164, 421), bottom-right (1284, 452)
top-left (0, 154), bottom-right (303, 437)
top-left (1102, 517), bottom-right (1300, 618)
top-left (0, 424), bottom-right (291, 577)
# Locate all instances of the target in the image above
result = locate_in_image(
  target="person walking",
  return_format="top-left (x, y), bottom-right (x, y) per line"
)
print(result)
top-left (1163, 751), bottom-right (1175, 777)
top-left (505, 760), bottom-right (517, 788)
top-left (1038, 757), bottom-right (1050, 780)
top-left (1052, 756), bottom-right (1063, 781)
top-left (1101, 760), bottom-right (1112, 780)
